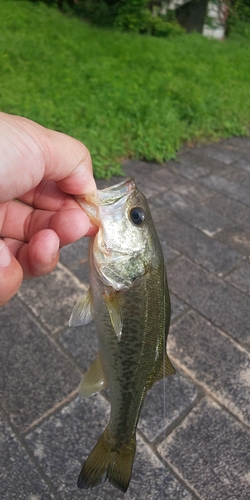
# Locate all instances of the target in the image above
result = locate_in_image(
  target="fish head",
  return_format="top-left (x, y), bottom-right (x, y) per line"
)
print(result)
top-left (76, 178), bottom-right (163, 291)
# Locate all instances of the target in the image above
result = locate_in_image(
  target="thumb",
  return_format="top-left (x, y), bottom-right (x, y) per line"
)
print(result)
top-left (0, 241), bottom-right (23, 306)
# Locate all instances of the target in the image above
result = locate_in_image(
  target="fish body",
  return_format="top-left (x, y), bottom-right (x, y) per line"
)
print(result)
top-left (70, 178), bottom-right (175, 493)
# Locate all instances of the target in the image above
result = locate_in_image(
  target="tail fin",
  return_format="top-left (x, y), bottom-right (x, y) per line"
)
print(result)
top-left (77, 428), bottom-right (136, 493)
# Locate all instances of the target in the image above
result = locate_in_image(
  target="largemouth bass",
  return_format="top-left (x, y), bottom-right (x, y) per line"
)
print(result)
top-left (69, 177), bottom-right (175, 493)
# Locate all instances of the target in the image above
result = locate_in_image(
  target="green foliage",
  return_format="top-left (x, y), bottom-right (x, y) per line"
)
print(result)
top-left (230, 0), bottom-right (250, 22)
top-left (114, 4), bottom-right (184, 36)
top-left (113, 0), bottom-right (149, 32)
top-left (145, 15), bottom-right (185, 37)
top-left (31, 0), bottom-right (184, 37)
top-left (227, 0), bottom-right (250, 35)
top-left (1, 1), bottom-right (250, 178)
top-left (228, 19), bottom-right (250, 39)
top-left (68, 0), bottom-right (116, 26)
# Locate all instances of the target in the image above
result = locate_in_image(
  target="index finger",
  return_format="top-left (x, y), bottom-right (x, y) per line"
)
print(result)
top-left (43, 126), bottom-right (97, 195)
top-left (0, 113), bottom-right (97, 201)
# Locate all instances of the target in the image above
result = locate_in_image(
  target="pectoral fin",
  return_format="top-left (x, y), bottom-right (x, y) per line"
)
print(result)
top-left (69, 289), bottom-right (93, 327)
top-left (100, 265), bottom-right (131, 291)
top-left (104, 291), bottom-right (122, 341)
top-left (79, 353), bottom-right (108, 397)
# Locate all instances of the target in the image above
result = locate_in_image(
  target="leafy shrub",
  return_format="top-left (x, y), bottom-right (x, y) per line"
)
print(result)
top-left (114, 4), bottom-right (184, 36)
top-left (113, 0), bottom-right (149, 32)
top-left (31, 0), bottom-right (184, 37)
top-left (146, 15), bottom-right (185, 37)
top-left (231, 0), bottom-right (250, 22)
top-left (227, 0), bottom-right (250, 35)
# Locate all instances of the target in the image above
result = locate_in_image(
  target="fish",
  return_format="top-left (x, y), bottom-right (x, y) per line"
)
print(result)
top-left (69, 177), bottom-right (175, 493)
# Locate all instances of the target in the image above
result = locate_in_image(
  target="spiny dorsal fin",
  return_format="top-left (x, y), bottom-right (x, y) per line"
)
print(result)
top-left (78, 353), bottom-right (107, 398)
top-left (69, 289), bottom-right (93, 327)
top-left (103, 291), bottom-right (122, 341)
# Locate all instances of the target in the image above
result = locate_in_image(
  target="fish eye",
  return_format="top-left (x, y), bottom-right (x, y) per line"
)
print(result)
top-left (130, 207), bottom-right (146, 225)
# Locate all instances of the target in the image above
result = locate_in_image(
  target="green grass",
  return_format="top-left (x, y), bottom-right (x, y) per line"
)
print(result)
top-left (1, 0), bottom-right (250, 177)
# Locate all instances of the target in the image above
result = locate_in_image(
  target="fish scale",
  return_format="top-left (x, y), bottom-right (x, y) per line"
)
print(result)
top-left (69, 177), bottom-right (175, 493)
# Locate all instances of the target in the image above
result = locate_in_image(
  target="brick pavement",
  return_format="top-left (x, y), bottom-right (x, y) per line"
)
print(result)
top-left (1, 137), bottom-right (250, 499)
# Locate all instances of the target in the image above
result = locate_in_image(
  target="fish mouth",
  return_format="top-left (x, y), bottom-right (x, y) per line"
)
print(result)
top-left (75, 178), bottom-right (136, 225)
top-left (99, 178), bottom-right (135, 205)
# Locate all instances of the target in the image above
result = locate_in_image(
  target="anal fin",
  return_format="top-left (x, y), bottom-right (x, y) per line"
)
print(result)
top-left (79, 353), bottom-right (108, 397)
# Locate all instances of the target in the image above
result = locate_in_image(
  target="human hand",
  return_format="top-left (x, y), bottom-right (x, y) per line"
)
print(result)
top-left (0, 112), bottom-right (97, 306)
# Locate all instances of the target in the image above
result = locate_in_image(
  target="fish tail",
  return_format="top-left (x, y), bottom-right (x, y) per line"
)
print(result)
top-left (77, 427), bottom-right (136, 493)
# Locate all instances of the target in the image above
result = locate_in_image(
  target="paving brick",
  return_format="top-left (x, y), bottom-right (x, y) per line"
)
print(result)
top-left (170, 177), bottom-right (214, 203)
top-left (132, 173), bottom-right (168, 199)
top-left (0, 297), bottom-right (80, 431)
top-left (158, 398), bottom-right (250, 500)
top-left (225, 136), bottom-right (250, 151)
top-left (25, 397), bottom-right (193, 500)
top-left (168, 256), bottom-right (250, 345)
top-left (138, 373), bottom-right (198, 442)
top-left (203, 192), bottom-right (250, 229)
top-left (0, 413), bottom-right (55, 500)
top-left (214, 225), bottom-right (250, 256)
top-left (169, 310), bottom-right (250, 427)
top-left (18, 263), bottom-right (86, 334)
top-left (147, 164), bottom-right (179, 187)
top-left (146, 164), bottom-right (214, 202)
top-left (219, 165), bottom-right (250, 185)
top-left (123, 160), bottom-right (162, 178)
top-left (177, 150), bottom-right (225, 174)
top-left (122, 159), bottom-right (142, 172)
top-left (152, 189), bottom-right (229, 236)
top-left (225, 260), bottom-right (250, 295)
top-left (170, 293), bottom-right (189, 322)
top-left (60, 238), bottom-right (90, 284)
top-left (60, 237), bottom-right (89, 271)
top-left (171, 178), bottom-right (213, 203)
top-left (59, 322), bottom-right (98, 373)
top-left (148, 201), bottom-right (171, 224)
top-left (235, 158), bottom-right (250, 174)
top-left (161, 242), bottom-right (180, 265)
top-left (200, 174), bottom-right (250, 207)
top-left (156, 214), bottom-right (242, 275)
top-left (168, 159), bottom-right (208, 180)
top-left (242, 176), bottom-right (250, 189)
top-left (200, 145), bottom-right (242, 165)
top-left (240, 149), bottom-right (250, 162)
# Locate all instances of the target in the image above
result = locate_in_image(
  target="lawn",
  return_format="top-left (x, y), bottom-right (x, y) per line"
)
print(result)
top-left (1, 0), bottom-right (250, 177)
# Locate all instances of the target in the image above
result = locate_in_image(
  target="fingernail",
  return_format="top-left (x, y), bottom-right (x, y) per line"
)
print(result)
top-left (0, 241), bottom-right (12, 268)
